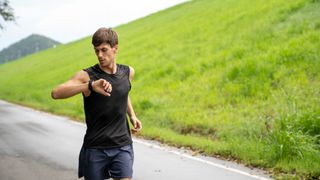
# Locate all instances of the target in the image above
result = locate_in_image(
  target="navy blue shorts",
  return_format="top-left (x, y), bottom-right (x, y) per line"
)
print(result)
top-left (78, 144), bottom-right (134, 180)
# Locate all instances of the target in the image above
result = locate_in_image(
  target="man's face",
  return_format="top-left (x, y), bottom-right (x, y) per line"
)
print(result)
top-left (94, 43), bottom-right (118, 67)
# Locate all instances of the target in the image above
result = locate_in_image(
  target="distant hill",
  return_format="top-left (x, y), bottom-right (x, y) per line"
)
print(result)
top-left (0, 34), bottom-right (61, 64)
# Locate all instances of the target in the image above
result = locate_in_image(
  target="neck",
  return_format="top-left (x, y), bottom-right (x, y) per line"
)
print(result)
top-left (99, 62), bottom-right (117, 74)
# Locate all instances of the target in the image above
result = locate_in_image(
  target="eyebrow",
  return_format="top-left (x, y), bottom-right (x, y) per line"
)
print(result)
top-left (94, 47), bottom-right (108, 50)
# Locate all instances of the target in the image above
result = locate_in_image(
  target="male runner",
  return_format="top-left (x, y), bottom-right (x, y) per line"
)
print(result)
top-left (51, 27), bottom-right (142, 180)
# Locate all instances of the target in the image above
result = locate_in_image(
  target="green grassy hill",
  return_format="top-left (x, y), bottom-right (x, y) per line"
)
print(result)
top-left (0, 0), bottom-right (319, 178)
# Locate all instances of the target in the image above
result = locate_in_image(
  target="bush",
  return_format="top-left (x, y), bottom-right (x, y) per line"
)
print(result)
top-left (265, 113), bottom-right (319, 162)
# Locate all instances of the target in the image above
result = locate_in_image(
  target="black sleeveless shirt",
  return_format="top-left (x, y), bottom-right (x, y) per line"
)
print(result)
top-left (82, 64), bottom-right (132, 149)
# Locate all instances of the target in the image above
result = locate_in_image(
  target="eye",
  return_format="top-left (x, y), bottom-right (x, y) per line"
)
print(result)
top-left (102, 48), bottom-right (108, 52)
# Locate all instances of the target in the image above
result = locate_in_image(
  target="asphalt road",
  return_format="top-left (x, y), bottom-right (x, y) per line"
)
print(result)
top-left (0, 100), bottom-right (271, 180)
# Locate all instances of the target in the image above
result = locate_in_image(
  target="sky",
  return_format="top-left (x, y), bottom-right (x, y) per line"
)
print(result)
top-left (0, 0), bottom-right (187, 50)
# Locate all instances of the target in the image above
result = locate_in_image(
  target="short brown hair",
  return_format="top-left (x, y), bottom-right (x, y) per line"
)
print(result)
top-left (92, 27), bottom-right (118, 47)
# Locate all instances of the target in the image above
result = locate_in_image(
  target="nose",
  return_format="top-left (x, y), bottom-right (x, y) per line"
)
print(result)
top-left (97, 50), bottom-right (103, 58)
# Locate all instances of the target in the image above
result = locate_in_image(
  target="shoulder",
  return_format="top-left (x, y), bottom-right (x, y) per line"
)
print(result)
top-left (72, 70), bottom-right (90, 83)
top-left (118, 64), bottom-right (134, 81)
top-left (127, 65), bottom-right (135, 81)
top-left (83, 64), bottom-right (99, 74)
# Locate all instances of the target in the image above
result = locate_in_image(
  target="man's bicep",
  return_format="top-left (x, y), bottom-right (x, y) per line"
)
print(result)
top-left (62, 70), bottom-right (89, 86)
top-left (71, 70), bottom-right (90, 83)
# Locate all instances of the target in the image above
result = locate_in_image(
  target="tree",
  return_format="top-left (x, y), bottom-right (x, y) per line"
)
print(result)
top-left (0, 0), bottom-right (15, 29)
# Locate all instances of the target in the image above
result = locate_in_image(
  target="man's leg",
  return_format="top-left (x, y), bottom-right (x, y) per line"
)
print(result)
top-left (84, 148), bottom-right (110, 180)
top-left (109, 145), bottom-right (134, 180)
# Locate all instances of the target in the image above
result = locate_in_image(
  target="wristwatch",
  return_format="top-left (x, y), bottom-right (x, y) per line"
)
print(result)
top-left (88, 80), bottom-right (94, 91)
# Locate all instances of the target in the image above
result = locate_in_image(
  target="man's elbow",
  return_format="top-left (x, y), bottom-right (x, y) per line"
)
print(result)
top-left (51, 89), bottom-right (59, 99)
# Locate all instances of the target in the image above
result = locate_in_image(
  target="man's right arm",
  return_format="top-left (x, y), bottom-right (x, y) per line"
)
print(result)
top-left (51, 70), bottom-right (113, 99)
top-left (51, 70), bottom-right (90, 99)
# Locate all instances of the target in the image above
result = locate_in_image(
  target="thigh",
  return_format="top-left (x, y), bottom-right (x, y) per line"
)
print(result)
top-left (109, 145), bottom-right (134, 179)
top-left (84, 148), bottom-right (110, 180)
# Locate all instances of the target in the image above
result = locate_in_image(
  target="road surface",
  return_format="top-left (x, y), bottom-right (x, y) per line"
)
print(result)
top-left (0, 100), bottom-right (271, 180)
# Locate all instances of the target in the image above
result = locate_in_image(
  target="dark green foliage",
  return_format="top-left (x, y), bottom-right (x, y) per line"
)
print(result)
top-left (0, 0), bottom-right (15, 29)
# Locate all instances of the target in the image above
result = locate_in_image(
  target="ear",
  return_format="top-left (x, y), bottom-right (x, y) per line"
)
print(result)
top-left (113, 45), bottom-right (118, 53)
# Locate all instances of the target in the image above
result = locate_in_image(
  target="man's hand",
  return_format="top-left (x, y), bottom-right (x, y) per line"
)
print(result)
top-left (91, 79), bottom-right (112, 96)
top-left (130, 116), bottom-right (142, 133)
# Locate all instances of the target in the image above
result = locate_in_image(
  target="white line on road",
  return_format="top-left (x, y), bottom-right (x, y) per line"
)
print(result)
top-left (133, 139), bottom-right (270, 180)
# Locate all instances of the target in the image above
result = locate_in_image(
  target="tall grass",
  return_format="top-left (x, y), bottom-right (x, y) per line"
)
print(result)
top-left (0, 0), bottom-right (319, 178)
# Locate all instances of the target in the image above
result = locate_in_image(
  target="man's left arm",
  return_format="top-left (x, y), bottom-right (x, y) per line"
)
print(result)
top-left (127, 66), bottom-right (142, 132)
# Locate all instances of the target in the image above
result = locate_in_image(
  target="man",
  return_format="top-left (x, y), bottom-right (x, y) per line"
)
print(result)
top-left (51, 27), bottom-right (142, 180)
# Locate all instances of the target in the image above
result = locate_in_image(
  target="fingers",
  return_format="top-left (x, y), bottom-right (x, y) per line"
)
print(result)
top-left (131, 119), bottom-right (142, 133)
top-left (100, 79), bottom-right (112, 93)
top-left (136, 120), bottom-right (142, 130)
top-left (101, 91), bottom-right (111, 97)
top-left (94, 79), bottom-right (112, 96)
top-left (131, 128), bottom-right (139, 133)
top-left (131, 127), bottom-right (142, 133)
top-left (104, 82), bottom-right (112, 93)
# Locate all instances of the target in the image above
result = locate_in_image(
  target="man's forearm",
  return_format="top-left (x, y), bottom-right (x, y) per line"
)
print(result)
top-left (52, 82), bottom-right (88, 99)
top-left (127, 96), bottom-right (142, 131)
top-left (127, 96), bottom-right (136, 118)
